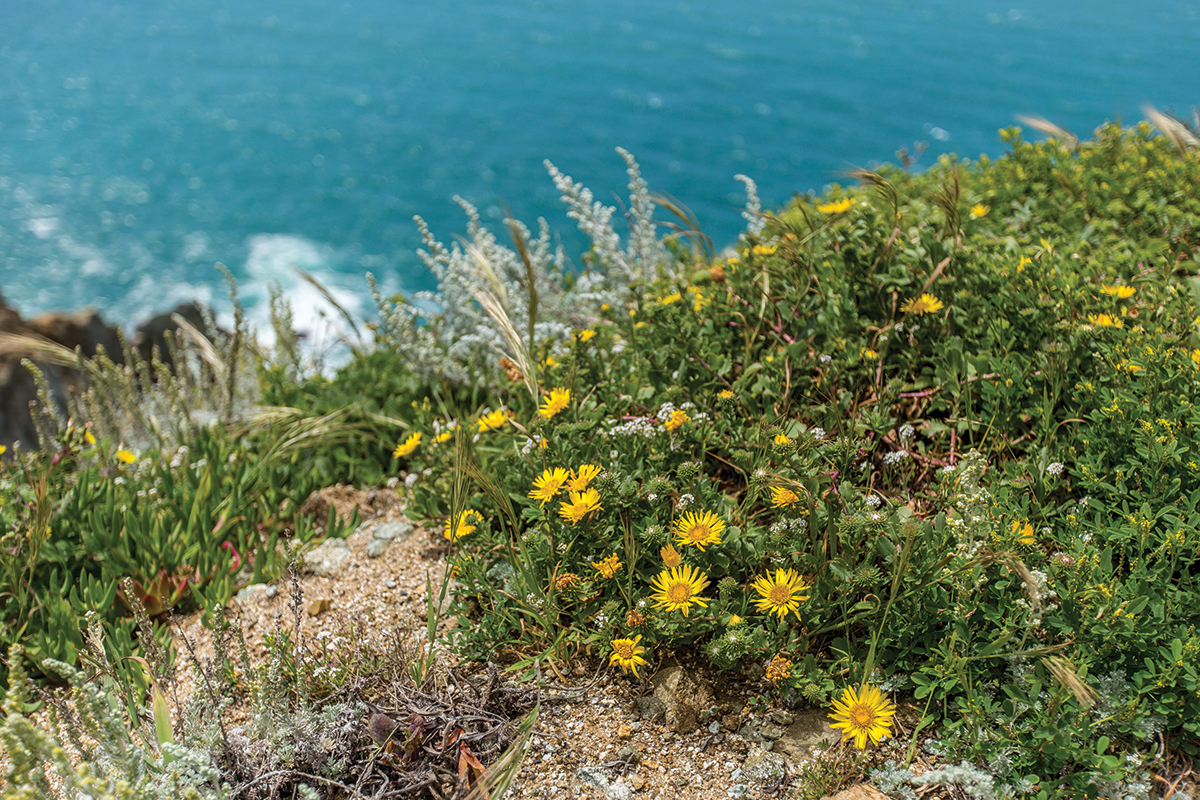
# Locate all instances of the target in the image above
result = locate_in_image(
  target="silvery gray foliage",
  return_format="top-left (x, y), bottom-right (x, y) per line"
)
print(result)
top-left (735, 174), bottom-right (766, 238)
top-left (370, 149), bottom-right (683, 386)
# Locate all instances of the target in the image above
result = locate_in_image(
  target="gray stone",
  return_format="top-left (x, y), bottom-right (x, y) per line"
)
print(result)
top-left (738, 721), bottom-right (765, 744)
top-left (372, 520), bottom-right (414, 541)
top-left (772, 709), bottom-right (839, 763)
top-left (266, 585), bottom-right (278, 598)
top-left (759, 722), bottom-right (784, 740)
top-left (635, 695), bottom-right (665, 722)
top-left (366, 537), bottom-right (391, 558)
top-left (741, 745), bottom-right (787, 785)
top-left (604, 782), bottom-right (633, 800)
top-left (650, 665), bottom-right (713, 734)
top-left (303, 538), bottom-right (352, 576)
top-left (573, 766), bottom-right (609, 792)
top-left (769, 709), bottom-right (794, 726)
top-left (616, 745), bottom-right (638, 764)
top-left (235, 584), bottom-right (269, 602)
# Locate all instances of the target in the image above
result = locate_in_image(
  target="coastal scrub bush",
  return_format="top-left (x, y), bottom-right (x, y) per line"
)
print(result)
top-left (377, 121), bottom-right (1200, 795)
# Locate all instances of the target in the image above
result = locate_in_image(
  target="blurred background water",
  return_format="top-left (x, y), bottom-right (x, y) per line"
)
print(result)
top-left (1, 0), bottom-right (1197, 337)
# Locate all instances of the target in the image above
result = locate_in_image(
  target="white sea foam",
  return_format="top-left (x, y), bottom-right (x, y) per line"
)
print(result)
top-left (238, 233), bottom-right (369, 368)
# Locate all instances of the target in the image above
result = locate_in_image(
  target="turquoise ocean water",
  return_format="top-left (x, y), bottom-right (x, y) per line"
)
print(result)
top-left (1, 0), bottom-right (1198, 337)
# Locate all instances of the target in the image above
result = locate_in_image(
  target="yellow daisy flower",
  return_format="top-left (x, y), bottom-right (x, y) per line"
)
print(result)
top-left (529, 467), bottom-right (570, 506)
top-left (661, 292), bottom-right (682, 305)
top-left (751, 243), bottom-right (777, 256)
top-left (84, 431), bottom-right (96, 446)
top-left (116, 449), bottom-right (137, 464)
top-left (446, 509), bottom-right (481, 541)
top-left (660, 543), bottom-right (682, 568)
top-left (751, 568), bottom-right (810, 620)
top-left (829, 683), bottom-right (897, 749)
top-left (539, 388), bottom-right (571, 419)
top-left (718, 389), bottom-right (734, 399)
top-left (969, 203), bottom-right (990, 218)
top-left (1088, 313), bottom-right (1122, 328)
top-left (672, 510), bottom-right (725, 551)
top-left (591, 553), bottom-right (622, 580)
top-left (773, 433), bottom-right (791, 446)
top-left (1101, 284), bottom-right (1135, 299)
top-left (770, 487), bottom-right (800, 508)
top-left (860, 347), bottom-right (879, 360)
top-left (566, 463), bottom-right (602, 492)
top-left (478, 408), bottom-right (509, 432)
top-left (609, 635), bottom-right (648, 678)
top-left (1011, 520), bottom-right (1036, 546)
top-left (649, 564), bottom-right (711, 617)
top-left (574, 329), bottom-right (596, 342)
top-left (900, 293), bottom-right (945, 315)
top-left (816, 198), bottom-right (854, 214)
top-left (559, 488), bottom-right (601, 525)
top-left (664, 409), bottom-right (689, 432)
top-left (393, 432), bottom-right (422, 458)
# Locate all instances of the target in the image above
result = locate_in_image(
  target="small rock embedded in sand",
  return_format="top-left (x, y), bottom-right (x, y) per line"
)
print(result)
top-left (741, 745), bottom-right (787, 785)
top-left (617, 723), bottom-right (632, 739)
top-left (306, 596), bottom-right (332, 616)
top-left (372, 520), bottom-right (414, 541)
top-left (303, 538), bottom-right (351, 576)
top-left (629, 774), bottom-right (646, 791)
top-left (366, 537), bottom-right (391, 558)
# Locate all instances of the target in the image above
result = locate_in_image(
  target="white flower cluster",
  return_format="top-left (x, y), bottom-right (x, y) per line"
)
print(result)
top-left (883, 449), bottom-right (909, 465)
top-left (769, 517), bottom-right (808, 536)
top-left (520, 435), bottom-right (545, 455)
top-left (677, 493), bottom-right (695, 509)
top-left (865, 493), bottom-right (883, 509)
top-left (1046, 461), bottom-right (1064, 476)
top-left (899, 423), bottom-right (915, 441)
top-left (809, 427), bottom-right (826, 441)
top-left (605, 417), bottom-right (659, 438)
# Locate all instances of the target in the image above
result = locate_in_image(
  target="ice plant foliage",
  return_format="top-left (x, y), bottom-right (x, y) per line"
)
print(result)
top-left (609, 635), bottom-right (647, 677)
top-left (829, 684), bottom-right (897, 749)
top-left (672, 510), bottom-right (725, 550)
top-left (650, 564), bottom-right (710, 617)
top-left (751, 568), bottom-right (810, 620)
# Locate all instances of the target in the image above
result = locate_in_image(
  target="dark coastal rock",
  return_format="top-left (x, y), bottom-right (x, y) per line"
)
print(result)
top-left (134, 301), bottom-right (210, 367)
top-left (26, 308), bottom-right (124, 362)
top-left (0, 291), bottom-right (215, 452)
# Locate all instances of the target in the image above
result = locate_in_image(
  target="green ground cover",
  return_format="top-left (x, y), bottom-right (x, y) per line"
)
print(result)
top-left (2, 118), bottom-right (1199, 798)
